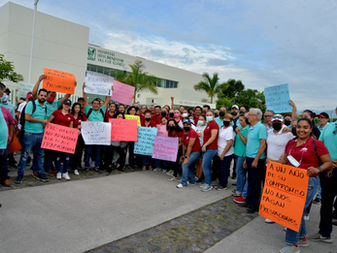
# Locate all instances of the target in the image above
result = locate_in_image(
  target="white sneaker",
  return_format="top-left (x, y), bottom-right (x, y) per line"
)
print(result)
top-left (176, 183), bottom-right (186, 188)
top-left (74, 169), bottom-right (80, 176)
top-left (56, 172), bottom-right (62, 180)
top-left (62, 172), bottom-right (71, 180)
top-left (265, 219), bottom-right (275, 224)
top-left (304, 214), bottom-right (309, 221)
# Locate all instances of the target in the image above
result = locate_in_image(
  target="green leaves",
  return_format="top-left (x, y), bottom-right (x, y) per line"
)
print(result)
top-left (0, 54), bottom-right (24, 83)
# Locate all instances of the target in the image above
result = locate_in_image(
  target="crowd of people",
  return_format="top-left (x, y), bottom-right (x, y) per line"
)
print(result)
top-left (0, 75), bottom-right (336, 253)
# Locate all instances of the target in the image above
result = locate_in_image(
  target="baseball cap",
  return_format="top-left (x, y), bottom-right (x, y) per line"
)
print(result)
top-left (318, 112), bottom-right (329, 119)
top-left (63, 99), bottom-right (72, 106)
top-left (231, 105), bottom-right (239, 110)
top-left (272, 114), bottom-right (284, 122)
top-left (183, 119), bottom-right (192, 125)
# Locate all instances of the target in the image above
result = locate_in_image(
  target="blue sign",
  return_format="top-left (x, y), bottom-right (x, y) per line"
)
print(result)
top-left (264, 84), bottom-right (292, 113)
top-left (134, 127), bottom-right (158, 156)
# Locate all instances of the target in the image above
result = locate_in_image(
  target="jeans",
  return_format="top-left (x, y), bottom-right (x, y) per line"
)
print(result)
top-left (0, 145), bottom-right (9, 182)
top-left (17, 132), bottom-right (45, 178)
top-left (219, 154), bottom-right (233, 187)
top-left (85, 145), bottom-right (101, 168)
top-left (142, 155), bottom-right (152, 166)
top-left (55, 152), bottom-right (70, 173)
top-left (245, 157), bottom-right (266, 210)
top-left (286, 176), bottom-right (319, 245)
top-left (154, 159), bottom-right (167, 170)
top-left (181, 152), bottom-right (200, 186)
top-left (319, 170), bottom-right (337, 237)
top-left (234, 155), bottom-right (248, 198)
top-left (202, 149), bottom-right (217, 185)
top-left (44, 149), bottom-right (56, 172)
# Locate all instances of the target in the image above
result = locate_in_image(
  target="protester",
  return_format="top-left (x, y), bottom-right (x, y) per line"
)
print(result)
top-left (216, 113), bottom-right (234, 190)
top-left (318, 112), bottom-right (330, 132)
top-left (214, 107), bottom-right (227, 128)
top-left (0, 106), bottom-right (9, 188)
top-left (200, 110), bottom-right (219, 192)
top-left (176, 119), bottom-right (201, 188)
top-left (195, 115), bottom-right (207, 146)
top-left (194, 106), bottom-right (202, 124)
top-left (105, 102), bottom-right (117, 121)
top-left (263, 110), bottom-right (274, 130)
top-left (141, 110), bottom-right (154, 171)
top-left (151, 105), bottom-right (162, 126)
top-left (231, 105), bottom-right (240, 125)
top-left (126, 106), bottom-right (137, 170)
top-left (153, 116), bottom-right (168, 172)
top-left (244, 108), bottom-right (267, 213)
top-left (278, 118), bottom-right (332, 253)
top-left (166, 119), bottom-right (183, 180)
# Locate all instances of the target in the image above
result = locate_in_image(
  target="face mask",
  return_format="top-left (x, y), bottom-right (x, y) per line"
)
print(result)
top-left (183, 126), bottom-right (190, 132)
top-left (1, 93), bottom-right (8, 103)
top-left (231, 111), bottom-right (237, 116)
top-left (47, 96), bottom-right (55, 103)
top-left (245, 118), bottom-right (249, 125)
top-left (272, 122), bottom-right (282, 131)
top-left (168, 125), bottom-right (176, 131)
top-left (219, 111), bottom-right (225, 117)
top-left (240, 110), bottom-right (245, 114)
top-left (223, 121), bottom-right (230, 127)
top-left (214, 113), bottom-right (219, 117)
top-left (145, 117), bottom-right (151, 122)
top-left (161, 112), bottom-right (167, 117)
top-left (197, 120), bottom-right (205, 126)
top-left (182, 113), bottom-right (188, 118)
top-left (174, 113), bottom-right (180, 118)
top-left (206, 116), bottom-right (213, 123)
top-left (284, 120), bottom-right (291, 126)
top-left (169, 113), bottom-right (174, 118)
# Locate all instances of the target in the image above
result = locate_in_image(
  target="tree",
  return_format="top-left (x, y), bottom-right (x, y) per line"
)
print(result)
top-left (218, 79), bottom-right (244, 98)
top-left (114, 60), bottom-right (159, 103)
top-left (194, 73), bottom-right (228, 104)
top-left (0, 54), bottom-right (23, 82)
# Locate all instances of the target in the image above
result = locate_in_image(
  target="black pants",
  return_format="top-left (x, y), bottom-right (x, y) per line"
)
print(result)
top-left (245, 157), bottom-right (266, 210)
top-left (70, 134), bottom-right (84, 170)
top-left (319, 170), bottom-right (337, 237)
top-left (212, 155), bottom-right (220, 181)
top-left (219, 155), bottom-right (233, 187)
top-left (128, 142), bottom-right (135, 169)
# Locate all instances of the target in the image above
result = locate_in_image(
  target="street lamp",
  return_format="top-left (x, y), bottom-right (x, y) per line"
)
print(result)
top-left (28, 0), bottom-right (39, 83)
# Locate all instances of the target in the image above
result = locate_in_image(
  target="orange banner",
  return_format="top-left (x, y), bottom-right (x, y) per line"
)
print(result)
top-left (41, 123), bottom-right (79, 154)
top-left (43, 68), bottom-right (76, 94)
top-left (109, 119), bottom-right (138, 141)
top-left (259, 162), bottom-right (309, 232)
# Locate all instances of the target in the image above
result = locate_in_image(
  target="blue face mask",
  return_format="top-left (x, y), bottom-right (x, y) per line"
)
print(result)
top-left (197, 120), bottom-right (205, 126)
top-left (206, 116), bottom-right (213, 123)
top-left (1, 93), bottom-right (8, 103)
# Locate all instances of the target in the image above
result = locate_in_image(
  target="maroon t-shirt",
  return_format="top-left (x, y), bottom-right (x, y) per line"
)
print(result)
top-left (52, 109), bottom-right (74, 127)
top-left (183, 128), bottom-right (201, 153)
top-left (151, 114), bottom-right (162, 126)
top-left (73, 114), bottom-right (87, 129)
top-left (203, 120), bottom-right (219, 150)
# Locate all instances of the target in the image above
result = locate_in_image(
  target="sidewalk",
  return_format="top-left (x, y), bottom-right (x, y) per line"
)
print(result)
top-left (205, 202), bottom-right (337, 253)
top-left (0, 171), bottom-right (229, 253)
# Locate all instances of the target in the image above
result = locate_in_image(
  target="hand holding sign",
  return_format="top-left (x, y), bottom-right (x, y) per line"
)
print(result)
top-left (85, 71), bottom-right (113, 96)
top-left (111, 80), bottom-right (135, 105)
top-left (134, 127), bottom-right (158, 156)
top-left (43, 68), bottom-right (76, 94)
top-left (264, 84), bottom-right (292, 113)
top-left (152, 136), bottom-right (179, 162)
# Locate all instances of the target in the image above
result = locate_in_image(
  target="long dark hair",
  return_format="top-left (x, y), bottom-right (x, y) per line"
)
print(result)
top-left (167, 118), bottom-right (183, 132)
top-left (113, 112), bottom-right (125, 119)
top-left (295, 117), bottom-right (313, 137)
top-left (71, 102), bottom-right (83, 118)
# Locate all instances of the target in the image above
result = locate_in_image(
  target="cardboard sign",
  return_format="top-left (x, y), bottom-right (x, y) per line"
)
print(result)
top-left (264, 84), bottom-right (292, 113)
top-left (110, 80), bottom-right (135, 105)
top-left (152, 136), bottom-right (179, 162)
top-left (41, 123), bottom-right (79, 154)
top-left (16, 82), bottom-right (34, 98)
top-left (259, 162), bottom-right (309, 232)
top-left (125, 114), bottom-right (141, 126)
top-left (157, 125), bottom-right (168, 137)
top-left (43, 68), bottom-right (76, 94)
top-left (109, 118), bottom-right (138, 141)
top-left (85, 71), bottom-right (113, 96)
top-left (81, 121), bottom-right (111, 145)
top-left (134, 127), bottom-right (158, 156)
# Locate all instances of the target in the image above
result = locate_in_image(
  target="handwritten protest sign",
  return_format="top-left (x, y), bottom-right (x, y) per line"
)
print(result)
top-left (109, 119), bottom-right (138, 141)
top-left (259, 161), bottom-right (309, 232)
top-left (43, 68), bottom-right (76, 94)
top-left (134, 127), bottom-right (158, 156)
top-left (41, 123), bottom-right (79, 154)
top-left (16, 82), bottom-right (34, 98)
top-left (152, 136), bottom-right (179, 162)
top-left (111, 80), bottom-right (135, 105)
top-left (125, 114), bottom-right (141, 126)
top-left (81, 122), bottom-right (111, 145)
top-left (264, 84), bottom-right (292, 113)
top-left (85, 71), bottom-right (113, 96)
top-left (157, 125), bottom-right (168, 137)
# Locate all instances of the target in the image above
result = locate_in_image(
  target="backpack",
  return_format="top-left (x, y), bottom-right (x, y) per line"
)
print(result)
top-left (20, 101), bottom-right (47, 131)
top-left (86, 108), bottom-right (105, 120)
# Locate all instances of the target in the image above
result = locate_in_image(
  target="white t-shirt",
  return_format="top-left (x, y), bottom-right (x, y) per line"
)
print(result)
top-left (267, 126), bottom-right (294, 160)
top-left (217, 126), bottom-right (235, 157)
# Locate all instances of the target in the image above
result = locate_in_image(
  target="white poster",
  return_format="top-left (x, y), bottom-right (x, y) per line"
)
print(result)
top-left (84, 71), bottom-right (113, 96)
top-left (81, 122), bottom-right (111, 145)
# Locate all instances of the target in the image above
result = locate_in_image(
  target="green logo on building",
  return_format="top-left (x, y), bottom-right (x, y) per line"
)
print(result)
top-left (88, 47), bottom-right (96, 61)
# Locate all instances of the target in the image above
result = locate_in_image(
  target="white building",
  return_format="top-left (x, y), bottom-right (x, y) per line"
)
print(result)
top-left (0, 2), bottom-right (214, 108)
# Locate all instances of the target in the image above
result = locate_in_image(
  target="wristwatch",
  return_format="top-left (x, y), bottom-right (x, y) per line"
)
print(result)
top-left (318, 166), bottom-right (323, 173)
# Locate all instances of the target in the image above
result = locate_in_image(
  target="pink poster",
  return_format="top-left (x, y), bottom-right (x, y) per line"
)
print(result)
top-left (111, 80), bottom-right (135, 105)
top-left (152, 136), bottom-right (179, 162)
top-left (157, 125), bottom-right (168, 137)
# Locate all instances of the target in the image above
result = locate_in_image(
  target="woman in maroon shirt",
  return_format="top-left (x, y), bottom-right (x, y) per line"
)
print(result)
top-left (70, 102), bottom-right (87, 176)
top-left (48, 99), bottom-right (74, 180)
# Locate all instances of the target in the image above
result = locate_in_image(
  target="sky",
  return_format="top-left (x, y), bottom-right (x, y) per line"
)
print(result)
top-left (1, 0), bottom-right (337, 112)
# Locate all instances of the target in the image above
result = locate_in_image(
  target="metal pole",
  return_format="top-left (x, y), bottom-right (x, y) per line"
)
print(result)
top-left (28, 0), bottom-right (39, 83)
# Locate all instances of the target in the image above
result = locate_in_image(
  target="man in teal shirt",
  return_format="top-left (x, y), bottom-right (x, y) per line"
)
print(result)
top-left (82, 83), bottom-right (110, 171)
top-left (16, 88), bottom-right (49, 183)
top-left (244, 108), bottom-right (267, 213)
top-left (214, 107), bottom-right (227, 128)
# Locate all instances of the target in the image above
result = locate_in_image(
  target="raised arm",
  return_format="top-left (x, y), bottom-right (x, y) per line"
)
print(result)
top-left (103, 95), bottom-right (110, 109)
top-left (32, 75), bottom-right (46, 100)
top-left (289, 100), bottom-right (297, 121)
top-left (82, 83), bottom-right (88, 107)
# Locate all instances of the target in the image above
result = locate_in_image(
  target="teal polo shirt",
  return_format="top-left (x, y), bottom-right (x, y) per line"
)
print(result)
top-left (46, 100), bottom-right (61, 119)
top-left (318, 123), bottom-right (330, 133)
top-left (234, 125), bottom-right (249, 157)
top-left (25, 100), bottom-right (47, 134)
top-left (0, 109), bottom-right (8, 149)
top-left (85, 105), bottom-right (106, 122)
top-left (246, 121), bottom-right (267, 159)
top-left (319, 122), bottom-right (337, 160)
top-left (214, 116), bottom-right (224, 128)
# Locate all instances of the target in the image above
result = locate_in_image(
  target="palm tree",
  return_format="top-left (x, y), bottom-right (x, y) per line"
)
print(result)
top-left (116, 60), bottom-right (159, 103)
top-left (194, 73), bottom-right (228, 104)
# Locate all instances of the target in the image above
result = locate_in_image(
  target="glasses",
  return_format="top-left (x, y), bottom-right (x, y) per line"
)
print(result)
top-left (264, 115), bottom-right (273, 118)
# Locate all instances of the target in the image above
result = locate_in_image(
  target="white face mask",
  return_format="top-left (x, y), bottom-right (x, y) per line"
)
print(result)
top-left (206, 116), bottom-right (213, 123)
top-left (197, 120), bottom-right (205, 126)
top-left (182, 113), bottom-right (188, 118)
